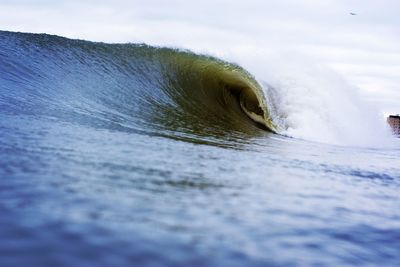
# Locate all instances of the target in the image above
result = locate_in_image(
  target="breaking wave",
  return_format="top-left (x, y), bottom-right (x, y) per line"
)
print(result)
top-left (0, 31), bottom-right (391, 147)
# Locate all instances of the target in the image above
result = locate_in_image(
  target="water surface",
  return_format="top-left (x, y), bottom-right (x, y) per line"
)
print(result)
top-left (1, 31), bottom-right (400, 267)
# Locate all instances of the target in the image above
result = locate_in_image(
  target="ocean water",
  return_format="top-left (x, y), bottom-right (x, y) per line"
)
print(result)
top-left (1, 30), bottom-right (400, 267)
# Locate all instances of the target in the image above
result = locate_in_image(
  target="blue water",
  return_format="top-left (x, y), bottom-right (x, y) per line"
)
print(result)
top-left (1, 30), bottom-right (400, 267)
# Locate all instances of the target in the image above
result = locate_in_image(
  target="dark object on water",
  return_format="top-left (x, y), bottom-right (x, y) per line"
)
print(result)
top-left (387, 115), bottom-right (400, 135)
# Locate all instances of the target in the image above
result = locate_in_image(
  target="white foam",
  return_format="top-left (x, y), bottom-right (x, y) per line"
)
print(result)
top-left (222, 50), bottom-right (394, 147)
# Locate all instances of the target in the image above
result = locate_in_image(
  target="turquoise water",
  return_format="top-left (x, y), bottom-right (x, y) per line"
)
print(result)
top-left (1, 31), bottom-right (400, 267)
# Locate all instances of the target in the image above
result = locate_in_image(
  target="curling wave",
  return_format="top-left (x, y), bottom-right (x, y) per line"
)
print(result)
top-left (0, 31), bottom-right (278, 146)
top-left (1, 30), bottom-right (391, 147)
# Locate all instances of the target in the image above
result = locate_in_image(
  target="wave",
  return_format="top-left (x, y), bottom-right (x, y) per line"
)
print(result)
top-left (0, 30), bottom-right (392, 147)
top-left (0, 31), bottom-right (279, 144)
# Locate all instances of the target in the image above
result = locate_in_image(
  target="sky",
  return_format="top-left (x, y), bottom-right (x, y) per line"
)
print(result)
top-left (1, 0), bottom-right (399, 116)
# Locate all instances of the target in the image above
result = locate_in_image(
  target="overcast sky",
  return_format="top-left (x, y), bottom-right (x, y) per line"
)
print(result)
top-left (1, 0), bottom-right (399, 115)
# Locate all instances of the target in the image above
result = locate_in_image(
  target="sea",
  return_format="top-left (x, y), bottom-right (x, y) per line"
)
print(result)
top-left (1, 30), bottom-right (399, 267)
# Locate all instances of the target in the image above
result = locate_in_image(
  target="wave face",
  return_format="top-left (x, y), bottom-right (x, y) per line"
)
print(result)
top-left (0, 31), bottom-right (281, 148)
